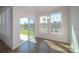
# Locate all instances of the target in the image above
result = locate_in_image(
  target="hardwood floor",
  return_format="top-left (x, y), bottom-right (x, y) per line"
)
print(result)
top-left (0, 38), bottom-right (72, 53)
top-left (0, 39), bottom-right (11, 53)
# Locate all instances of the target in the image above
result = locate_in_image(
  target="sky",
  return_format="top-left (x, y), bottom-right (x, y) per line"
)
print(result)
top-left (40, 13), bottom-right (61, 23)
top-left (20, 13), bottom-right (61, 24)
top-left (50, 13), bottom-right (61, 23)
top-left (20, 18), bottom-right (34, 24)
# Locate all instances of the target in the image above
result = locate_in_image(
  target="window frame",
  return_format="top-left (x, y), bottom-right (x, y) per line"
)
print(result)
top-left (49, 12), bottom-right (63, 34)
top-left (39, 16), bottom-right (49, 33)
top-left (39, 12), bottom-right (63, 34)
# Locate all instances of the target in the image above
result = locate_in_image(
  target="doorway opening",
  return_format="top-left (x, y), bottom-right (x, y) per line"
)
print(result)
top-left (20, 17), bottom-right (36, 43)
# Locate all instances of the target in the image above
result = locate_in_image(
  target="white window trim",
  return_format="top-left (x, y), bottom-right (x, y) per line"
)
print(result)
top-left (49, 12), bottom-right (63, 34)
top-left (39, 16), bottom-right (49, 33)
top-left (39, 12), bottom-right (63, 34)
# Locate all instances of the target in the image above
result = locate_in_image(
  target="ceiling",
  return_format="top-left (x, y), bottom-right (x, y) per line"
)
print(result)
top-left (25, 6), bottom-right (62, 12)
top-left (0, 6), bottom-right (62, 12)
top-left (0, 6), bottom-right (63, 14)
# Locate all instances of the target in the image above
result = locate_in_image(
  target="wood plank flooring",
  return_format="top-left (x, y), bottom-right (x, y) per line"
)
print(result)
top-left (0, 38), bottom-right (72, 53)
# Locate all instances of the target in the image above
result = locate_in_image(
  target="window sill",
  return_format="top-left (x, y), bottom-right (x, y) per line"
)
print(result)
top-left (40, 32), bottom-right (48, 34)
top-left (51, 32), bottom-right (62, 35)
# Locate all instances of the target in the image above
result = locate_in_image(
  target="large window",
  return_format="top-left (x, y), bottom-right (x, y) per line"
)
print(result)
top-left (50, 12), bottom-right (62, 33)
top-left (39, 12), bottom-right (62, 34)
top-left (39, 16), bottom-right (48, 33)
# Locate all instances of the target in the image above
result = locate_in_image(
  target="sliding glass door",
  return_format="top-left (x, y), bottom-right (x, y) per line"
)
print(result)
top-left (20, 18), bottom-right (35, 42)
top-left (29, 18), bottom-right (35, 42)
top-left (20, 18), bottom-right (29, 41)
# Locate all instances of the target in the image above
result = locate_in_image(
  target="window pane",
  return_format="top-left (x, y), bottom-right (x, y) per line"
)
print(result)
top-left (6, 8), bottom-right (11, 37)
top-left (2, 11), bottom-right (6, 35)
top-left (40, 16), bottom-right (48, 33)
top-left (50, 13), bottom-right (62, 33)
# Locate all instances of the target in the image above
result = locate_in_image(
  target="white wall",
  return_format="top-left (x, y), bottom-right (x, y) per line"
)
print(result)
top-left (0, 6), bottom-right (71, 50)
top-left (12, 6), bottom-right (36, 49)
top-left (35, 7), bottom-right (70, 44)
top-left (0, 6), bottom-right (79, 51)
top-left (0, 7), bottom-right (13, 49)
top-left (70, 7), bottom-right (79, 52)
top-left (12, 6), bottom-right (70, 49)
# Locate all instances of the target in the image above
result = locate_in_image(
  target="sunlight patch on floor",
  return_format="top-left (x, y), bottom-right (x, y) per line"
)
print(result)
top-left (44, 40), bottom-right (69, 52)
top-left (20, 34), bottom-right (28, 41)
top-left (20, 34), bottom-right (36, 43)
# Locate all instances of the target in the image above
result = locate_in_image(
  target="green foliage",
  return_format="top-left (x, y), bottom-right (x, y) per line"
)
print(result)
top-left (20, 23), bottom-right (34, 36)
top-left (20, 30), bottom-right (28, 35)
top-left (20, 23), bottom-right (28, 30)
top-left (20, 30), bottom-right (34, 36)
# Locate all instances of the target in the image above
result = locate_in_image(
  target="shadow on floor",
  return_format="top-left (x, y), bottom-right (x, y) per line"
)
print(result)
top-left (0, 38), bottom-right (72, 53)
